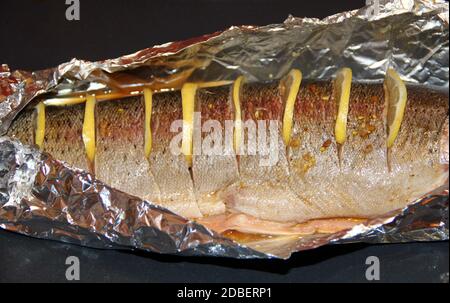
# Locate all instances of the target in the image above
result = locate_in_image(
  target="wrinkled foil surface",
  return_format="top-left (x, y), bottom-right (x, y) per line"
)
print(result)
top-left (0, 0), bottom-right (448, 259)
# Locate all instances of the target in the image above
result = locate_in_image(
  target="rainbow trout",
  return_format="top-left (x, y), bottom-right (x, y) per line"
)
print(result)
top-left (5, 69), bottom-right (449, 235)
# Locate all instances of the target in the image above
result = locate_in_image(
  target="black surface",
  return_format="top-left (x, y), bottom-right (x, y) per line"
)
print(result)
top-left (0, 229), bottom-right (448, 283)
top-left (1, 0), bottom-right (366, 71)
top-left (0, 0), bottom-right (448, 283)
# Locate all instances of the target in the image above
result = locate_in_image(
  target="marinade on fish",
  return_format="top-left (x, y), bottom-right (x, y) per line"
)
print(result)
top-left (5, 69), bottom-right (449, 235)
top-left (287, 83), bottom-right (448, 221)
top-left (224, 82), bottom-right (324, 223)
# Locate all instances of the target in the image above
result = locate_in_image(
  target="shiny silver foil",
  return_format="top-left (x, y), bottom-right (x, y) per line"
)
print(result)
top-left (0, 0), bottom-right (448, 259)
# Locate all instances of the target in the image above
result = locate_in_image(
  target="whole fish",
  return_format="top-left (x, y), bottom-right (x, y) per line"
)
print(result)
top-left (5, 74), bottom-right (449, 236)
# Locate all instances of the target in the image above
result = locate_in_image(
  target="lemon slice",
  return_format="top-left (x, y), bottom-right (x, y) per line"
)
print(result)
top-left (44, 96), bottom-right (86, 107)
top-left (82, 94), bottom-right (97, 171)
top-left (197, 80), bottom-right (233, 89)
top-left (35, 102), bottom-right (46, 149)
top-left (384, 68), bottom-right (407, 148)
top-left (232, 76), bottom-right (244, 154)
top-left (281, 69), bottom-right (302, 146)
top-left (334, 67), bottom-right (352, 145)
top-left (143, 88), bottom-right (153, 159)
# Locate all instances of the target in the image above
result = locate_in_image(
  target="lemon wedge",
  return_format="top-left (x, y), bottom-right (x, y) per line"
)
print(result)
top-left (143, 88), bottom-right (153, 159)
top-left (334, 67), bottom-right (352, 145)
top-left (232, 76), bottom-right (244, 154)
top-left (82, 94), bottom-right (97, 171)
top-left (281, 69), bottom-right (302, 146)
top-left (35, 102), bottom-right (46, 149)
top-left (44, 96), bottom-right (86, 107)
top-left (384, 68), bottom-right (407, 148)
top-left (197, 80), bottom-right (233, 89)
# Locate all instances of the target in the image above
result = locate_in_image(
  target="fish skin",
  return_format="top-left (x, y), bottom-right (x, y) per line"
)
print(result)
top-left (5, 80), bottom-right (449, 234)
top-left (44, 104), bottom-right (90, 171)
top-left (4, 108), bottom-right (35, 147)
top-left (192, 86), bottom-right (239, 216)
top-left (288, 82), bottom-right (385, 219)
top-left (285, 82), bottom-right (448, 221)
top-left (149, 91), bottom-right (202, 218)
top-left (95, 97), bottom-right (161, 204)
top-left (6, 104), bottom-right (89, 171)
top-left (224, 82), bottom-right (324, 222)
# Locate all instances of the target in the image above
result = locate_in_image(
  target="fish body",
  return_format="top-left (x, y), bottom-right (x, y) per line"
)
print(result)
top-left (5, 78), bottom-right (449, 235)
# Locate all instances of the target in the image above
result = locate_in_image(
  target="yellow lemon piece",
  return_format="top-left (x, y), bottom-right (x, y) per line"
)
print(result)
top-left (197, 80), bottom-right (233, 89)
top-left (35, 102), bottom-right (46, 149)
top-left (334, 67), bottom-right (352, 145)
top-left (232, 76), bottom-right (244, 154)
top-left (384, 68), bottom-right (407, 148)
top-left (181, 83), bottom-right (198, 167)
top-left (44, 96), bottom-right (86, 107)
top-left (281, 69), bottom-right (302, 146)
top-left (143, 88), bottom-right (153, 159)
top-left (82, 94), bottom-right (97, 169)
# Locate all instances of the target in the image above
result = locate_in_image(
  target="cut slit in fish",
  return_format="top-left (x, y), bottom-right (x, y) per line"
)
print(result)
top-left (149, 91), bottom-right (202, 218)
top-left (192, 86), bottom-right (239, 216)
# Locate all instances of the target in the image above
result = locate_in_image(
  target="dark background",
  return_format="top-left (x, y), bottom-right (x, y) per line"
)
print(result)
top-left (2, 0), bottom-right (366, 71)
top-left (0, 0), bottom-right (448, 283)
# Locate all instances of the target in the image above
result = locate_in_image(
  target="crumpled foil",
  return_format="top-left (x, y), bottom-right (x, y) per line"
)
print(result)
top-left (0, 0), bottom-right (448, 259)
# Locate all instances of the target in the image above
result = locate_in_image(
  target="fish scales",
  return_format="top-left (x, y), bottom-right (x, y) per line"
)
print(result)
top-left (5, 79), bottom-right (449, 235)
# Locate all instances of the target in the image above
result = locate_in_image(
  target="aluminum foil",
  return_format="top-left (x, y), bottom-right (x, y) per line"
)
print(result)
top-left (0, 0), bottom-right (448, 259)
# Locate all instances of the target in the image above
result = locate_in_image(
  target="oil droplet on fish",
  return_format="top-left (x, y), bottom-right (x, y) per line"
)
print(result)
top-left (370, 95), bottom-right (379, 103)
top-left (207, 191), bottom-right (218, 198)
top-left (254, 110), bottom-right (262, 119)
top-left (366, 124), bottom-right (376, 133)
top-left (364, 144), bottom-right (373, 154)
top-left (320, 139), bottom-right (332, 152)
top-left (358, 128), bottom-right (370, 139)
top-left (302, 153), bottom-right (316, 173)
top-left (289, 138), bottom-right (301, 148)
